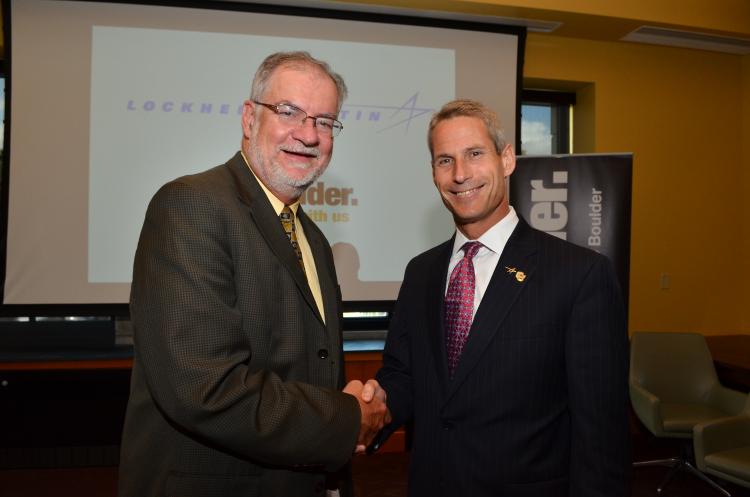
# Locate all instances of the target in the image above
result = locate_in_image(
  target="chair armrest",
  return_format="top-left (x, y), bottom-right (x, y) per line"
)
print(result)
top-left (630, 381), bottom-right (662, 435)
top-left (694, 415), bottom-right (750, 471)
top-left (707, 386), bottom-right (748, 415)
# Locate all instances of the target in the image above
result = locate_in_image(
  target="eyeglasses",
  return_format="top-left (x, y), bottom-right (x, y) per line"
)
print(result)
top-left (253, 101), bottom-right (344, 137)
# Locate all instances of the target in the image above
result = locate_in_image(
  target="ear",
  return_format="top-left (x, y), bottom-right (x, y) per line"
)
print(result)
top-left (241, 100), bottom-right (256, 139)
top-left (500, 144), bottom-right (516, 177)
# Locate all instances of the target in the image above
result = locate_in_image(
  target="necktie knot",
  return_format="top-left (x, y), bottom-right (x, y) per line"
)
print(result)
top-left (280, 206), bottom-right (294, 224)
top-left (461, 241), bottom-right (482, 261)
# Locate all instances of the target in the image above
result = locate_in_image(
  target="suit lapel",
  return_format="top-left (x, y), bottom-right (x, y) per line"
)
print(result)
top-left (427, 239), bottom-right (454, 394)
top-left (227, 153), bottom-right (322, 325)
top-left (446, 219), bottom-right (538, 401)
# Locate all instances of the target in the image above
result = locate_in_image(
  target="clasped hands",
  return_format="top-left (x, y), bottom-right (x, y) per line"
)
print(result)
top-left (343, 379), bottom-right (391, 454)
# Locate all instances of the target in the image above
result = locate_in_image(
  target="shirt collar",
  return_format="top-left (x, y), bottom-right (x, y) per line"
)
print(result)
top-left (241, 150), bottom-right (300, 216)
top-left (451, 206), bottom-right (519, 257)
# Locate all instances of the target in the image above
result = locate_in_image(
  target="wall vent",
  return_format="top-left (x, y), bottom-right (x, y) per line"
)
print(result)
top-left (622, 26), bottom-right (750, 54)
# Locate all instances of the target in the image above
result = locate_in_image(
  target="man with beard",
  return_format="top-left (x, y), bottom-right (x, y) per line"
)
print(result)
top-left (119, 52), bottom-right (387, 497)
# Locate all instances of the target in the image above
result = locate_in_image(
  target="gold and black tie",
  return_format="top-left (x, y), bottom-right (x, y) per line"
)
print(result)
top-left (280, 206), bottom-right (305, 274)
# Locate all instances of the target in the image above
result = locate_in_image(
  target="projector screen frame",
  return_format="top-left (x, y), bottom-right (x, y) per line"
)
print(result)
top-left (0, 0), bottom-right (526, 323)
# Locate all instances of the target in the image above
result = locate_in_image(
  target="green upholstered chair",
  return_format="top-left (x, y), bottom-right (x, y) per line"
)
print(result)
top-left (630, 332), bottom-right (747, 496)
top-left (694, 397), bottom-right (750, 493)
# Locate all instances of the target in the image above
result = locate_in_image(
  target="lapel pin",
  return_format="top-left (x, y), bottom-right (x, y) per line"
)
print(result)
top-left (505, 266), bottom-right (517, 274)
top-left (516, 272), bottom-right (526, 282)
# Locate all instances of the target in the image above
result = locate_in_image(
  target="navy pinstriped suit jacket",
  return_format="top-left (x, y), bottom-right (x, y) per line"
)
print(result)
top-left (377, 218), bottom-right (630, 497)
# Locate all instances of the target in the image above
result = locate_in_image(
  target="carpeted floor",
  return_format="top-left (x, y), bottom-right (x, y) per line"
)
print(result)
top-left (2, 436), bottom-right (750, 497)
top-left (352, 448), bottom-right (750, 497)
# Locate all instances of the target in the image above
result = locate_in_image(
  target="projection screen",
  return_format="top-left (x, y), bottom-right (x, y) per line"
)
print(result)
top-left (1, 0), bottom-right (524, 312)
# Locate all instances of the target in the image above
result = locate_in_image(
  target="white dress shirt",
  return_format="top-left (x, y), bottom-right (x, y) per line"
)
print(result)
top-left (445, 207), bottom-right (519, 318)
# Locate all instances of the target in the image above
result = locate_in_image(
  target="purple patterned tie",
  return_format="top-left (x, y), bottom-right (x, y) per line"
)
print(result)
top-left (444, 241), bottom-right (482, 377)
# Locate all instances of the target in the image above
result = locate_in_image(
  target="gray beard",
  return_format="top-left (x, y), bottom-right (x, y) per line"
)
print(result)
top-left (249, 137), bottom-right (327, 202)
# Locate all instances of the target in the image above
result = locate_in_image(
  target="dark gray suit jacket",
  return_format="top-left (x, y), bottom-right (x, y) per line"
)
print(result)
top-left (377, 218), bottom-right (630, 497)
top-left (119, 152), bottom-right (359, 497)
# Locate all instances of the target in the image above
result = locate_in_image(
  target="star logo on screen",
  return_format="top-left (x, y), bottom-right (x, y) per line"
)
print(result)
top-left (338, 92), bottom-right (434, 135)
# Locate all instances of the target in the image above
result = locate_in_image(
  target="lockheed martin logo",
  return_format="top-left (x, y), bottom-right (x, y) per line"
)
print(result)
top-left (125, 92), bottom-right (434, 134)
top-left (339, 93), bottom-right (433, 133)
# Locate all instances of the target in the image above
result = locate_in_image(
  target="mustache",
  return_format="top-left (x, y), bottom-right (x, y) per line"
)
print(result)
top-left (278, 144), bottom-right (321, 158)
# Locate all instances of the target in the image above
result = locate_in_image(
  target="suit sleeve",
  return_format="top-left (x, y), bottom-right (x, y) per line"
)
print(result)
top-left (375, 259), bottom-right (418, 437)
top-left (565, 255), bottom-right (631, 496)
top-left (130, 181), bottom-right (360, 470)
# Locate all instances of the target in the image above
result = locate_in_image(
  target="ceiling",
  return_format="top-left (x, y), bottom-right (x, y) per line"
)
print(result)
top-left (3, 0), bottom-right (750, 57)
top-left (225, 0), bottom-right (750, 53)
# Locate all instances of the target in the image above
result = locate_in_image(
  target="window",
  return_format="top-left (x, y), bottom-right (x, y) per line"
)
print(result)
top-left (521, 89), bottom-right (575, 155)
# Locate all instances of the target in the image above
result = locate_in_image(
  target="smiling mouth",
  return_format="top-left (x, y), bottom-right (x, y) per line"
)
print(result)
top-left (284, 150), bottom-right (316, 159)
top-left (279, 145), bottom-right (320, 159)
top-left (454, 185), bottom-right (483, 197)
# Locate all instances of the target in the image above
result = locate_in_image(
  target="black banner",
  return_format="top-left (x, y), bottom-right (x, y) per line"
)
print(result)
top-left (510, 154), bottom-right (632, 306)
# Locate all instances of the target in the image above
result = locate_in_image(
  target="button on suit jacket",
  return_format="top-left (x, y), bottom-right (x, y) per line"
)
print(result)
top-left (119, 152), bottom-right (360, 497)
top-left (377, 218), bottom-right (630, 497)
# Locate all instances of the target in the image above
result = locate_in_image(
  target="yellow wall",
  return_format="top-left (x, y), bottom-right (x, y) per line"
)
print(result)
top-left (464, 0), bottom-right (750, 36)
top-left (342, 1), bottom-right (750, 40)
top-left (524, 34), bottom-right (747, 334)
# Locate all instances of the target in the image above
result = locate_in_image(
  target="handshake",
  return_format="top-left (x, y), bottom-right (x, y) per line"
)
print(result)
top-left (343, 379), bottom-right (391, 454)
